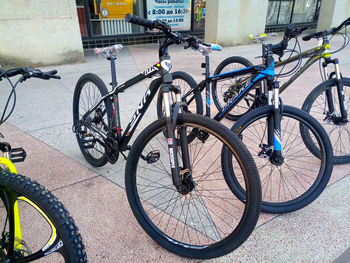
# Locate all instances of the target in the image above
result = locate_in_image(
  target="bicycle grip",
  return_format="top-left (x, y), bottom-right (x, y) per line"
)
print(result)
top-left (125, 13), bottom-right (154, 29)
top-left (46, 70), bottom-right (58, 75)
top-left (302, 34), bottom-right (313, 41)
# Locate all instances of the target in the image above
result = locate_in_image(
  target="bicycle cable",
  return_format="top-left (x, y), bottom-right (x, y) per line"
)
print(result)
top-left (275, 38), bottom-right (302, 80)
top-left (331, 25), bottom-right (349, 54)
top-left (0, 75), bottom-right (21, 126)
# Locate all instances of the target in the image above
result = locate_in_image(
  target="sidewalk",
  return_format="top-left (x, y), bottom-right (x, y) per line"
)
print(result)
top-left (1, 35), bottom-right (349, 262)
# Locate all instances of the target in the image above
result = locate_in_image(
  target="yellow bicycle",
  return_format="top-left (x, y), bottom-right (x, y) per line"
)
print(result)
top-left (0, 67), bottom-right (87, 262)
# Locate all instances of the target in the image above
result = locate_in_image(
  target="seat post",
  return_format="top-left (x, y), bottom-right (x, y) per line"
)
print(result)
top-left (110, 57), bottom-right (118, 89)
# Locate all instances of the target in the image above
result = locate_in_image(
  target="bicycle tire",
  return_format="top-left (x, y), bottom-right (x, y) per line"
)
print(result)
top-left (302, 77), bottom-right (350, 164)
top-left (73, 73), bottom-right (114, 167)
top-left (125, 113), bottom-right (261, 259)
top-left (212, 56), bottom-right (262, 121)
top-left (156, 71), bottom-right (203, 117)
top-left (224, 105), bottom-right (333, 214)
top-left (0, 169), bottom-right (87, 262)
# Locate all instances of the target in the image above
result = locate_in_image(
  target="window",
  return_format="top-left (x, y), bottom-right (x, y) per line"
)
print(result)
top-left (266, 0), bottom-right (321, 30)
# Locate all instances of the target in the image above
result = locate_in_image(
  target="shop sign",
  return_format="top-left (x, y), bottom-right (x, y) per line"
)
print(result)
top-left (94, 0), bottom-right (133, 19)
top-left (146, 0), bottom-right (191, 30)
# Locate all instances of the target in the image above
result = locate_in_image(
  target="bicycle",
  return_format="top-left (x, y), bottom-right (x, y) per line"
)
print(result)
top-left (72, 14), bottom-right (262, 259)
top-left (159, 24), bottom-right (334, 214)
top-left (0, 67), bottom-right (87, 262)
top-left (214, 17), bottom-right (350, 164)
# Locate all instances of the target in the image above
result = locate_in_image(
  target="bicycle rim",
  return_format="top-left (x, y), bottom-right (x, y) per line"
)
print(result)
top-left (0, 171), bottom-right (86, 262)
top-left (303, 78), bottom-right (350, 163)
top-left (229, 106), bottom-right (332, 213)
top-left (126, 114), bottom-right (261, 259)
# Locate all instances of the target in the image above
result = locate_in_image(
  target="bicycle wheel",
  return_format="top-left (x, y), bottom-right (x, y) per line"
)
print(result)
top-left (0, 169), bottom-right (87, 262)
top-left (212, 56), bottom-right (263, 121)
top-left (224, 105), bottom-right (333, 214)
top-left (73, 73), bottom-right (114, 167)
top-left (156, 71), bottom-right (203, 117)
top-left (302, 77), bottom-right (350, 164)
top-left (125, 113), bottom-right (261, 259)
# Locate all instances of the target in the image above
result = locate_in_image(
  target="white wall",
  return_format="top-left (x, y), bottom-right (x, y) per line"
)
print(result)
top-left (317, 0), bottom-right (350, 31)
top-left (0, 0), bottom-right (84, 68)
top-left (205, 0), bottom-right (269, 46)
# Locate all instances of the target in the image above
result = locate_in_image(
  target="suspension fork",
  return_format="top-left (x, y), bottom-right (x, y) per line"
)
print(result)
top-left (267, 82), bottom-right (283, 164)
top-left (162, 84), bottom-right (190, 193)
top-left (174, 89), bottom-right (191, 171)
top-left (323, 58), bottom-right (348, 121)
top-left (322, 59), bottom-right (336, 114)
top-left (1, 189), bottom-right (16, 256)
top-left (272, 82), bottom-right (282, 155)
top-left (334, 59), bottom-right (348, 121)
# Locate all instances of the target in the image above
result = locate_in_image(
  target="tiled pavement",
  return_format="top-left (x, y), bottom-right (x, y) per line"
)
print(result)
top-left (1, 35), bottom-right (349, 262)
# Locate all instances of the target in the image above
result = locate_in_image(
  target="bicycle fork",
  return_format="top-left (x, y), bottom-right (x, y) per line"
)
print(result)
top-left (323, 58), bottom-right (348, 124)
top-left (162, 85), bottom-right (193, 194)
top-left (266, 82), bottom-right (284, 165)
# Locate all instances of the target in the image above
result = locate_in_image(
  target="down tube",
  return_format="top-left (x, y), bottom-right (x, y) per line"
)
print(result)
top-left (119, 78), bottom-right (162, 151)
top-left (213, 74), bottom-right (266, 121)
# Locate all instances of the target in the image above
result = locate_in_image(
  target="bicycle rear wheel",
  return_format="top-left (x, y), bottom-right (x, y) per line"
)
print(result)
top-left (224, 105), bottom-right (333, 214)
top-left (302, 77), bottom-right (350, 164)
top-left (0, 169), bottom-right (87, 262)
top-left (212, 56), bottom-right (262, 121)
top-left (73, 73), bottom-right (114, 167)
top-left (125, 113), bottom-right (261, 259)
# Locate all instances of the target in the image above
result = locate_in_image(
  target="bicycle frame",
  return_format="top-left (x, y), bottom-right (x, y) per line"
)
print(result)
top-left (276, 40), bottom-right (330, 93)
top-left (76, 39), bottom-right (193, 193)
top-left (78, 61), bottom-right (164, 152)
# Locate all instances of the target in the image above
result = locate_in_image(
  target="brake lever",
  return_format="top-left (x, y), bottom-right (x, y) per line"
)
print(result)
top-left (20, 73), bottom-right (30, 83)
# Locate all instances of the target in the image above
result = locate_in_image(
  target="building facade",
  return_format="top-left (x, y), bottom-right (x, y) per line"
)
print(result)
top-left (1, 0), bottom-right (349, 67)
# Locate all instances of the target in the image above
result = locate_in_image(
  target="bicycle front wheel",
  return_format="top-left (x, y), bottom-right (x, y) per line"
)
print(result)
top-left (125, 113), bottom-right (261, 259)
top-left (73, 73), bottom-right (114, 167)
top-left (212, 56), bottom-right (262, 121)
top-left (302, 77), bottom-right (350, 164)
top-left (225, 105), bottom-right (333, 214)
top-left (0, 170), bottom-right (87, 262)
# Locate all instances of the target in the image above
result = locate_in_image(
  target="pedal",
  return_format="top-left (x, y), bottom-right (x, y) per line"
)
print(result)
top-left (81, 133), bottom-right (96, 149)
top-left (11, 147), bottom-right (26, 163)
top-left (145, 150), bottom-right (160, 164)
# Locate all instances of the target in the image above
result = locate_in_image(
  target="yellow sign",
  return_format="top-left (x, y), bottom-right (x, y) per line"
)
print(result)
top-left (94, 0), bottom-right (133, 19)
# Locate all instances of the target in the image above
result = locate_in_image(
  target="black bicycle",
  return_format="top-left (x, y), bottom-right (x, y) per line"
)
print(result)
top-left (0, 67), bottom-right (87, 262)
top-left (158, 24), bottom-right (334, 214)
top-left (72, 14), bottom-right (261, 259)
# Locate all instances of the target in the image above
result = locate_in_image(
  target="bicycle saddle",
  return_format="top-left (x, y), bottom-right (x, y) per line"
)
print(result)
top-left (194, 43), bottom-right (222, 56)
top-left (249, 33), bottom-right (278, 43)
top-left (95, 44), bottom-right (123, 59)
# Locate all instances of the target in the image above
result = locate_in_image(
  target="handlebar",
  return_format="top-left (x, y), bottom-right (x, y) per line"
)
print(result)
top-left (0, 67), bottom-right (61, 81)
top-left (125, 13), bottom-right (204, 50)
top-left (125, 13), bottom-right (155, 29)
top-left (270, 24), bottom-right (307, 56)
top-left (302, 17), bottom-right (350, 41)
